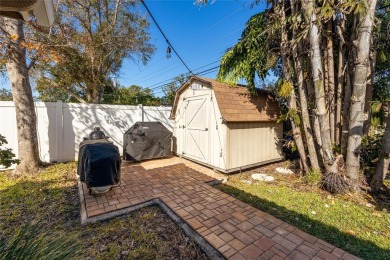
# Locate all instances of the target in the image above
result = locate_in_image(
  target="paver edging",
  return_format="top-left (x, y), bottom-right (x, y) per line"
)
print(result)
top-left (78, 161), bottom-right (362, 260)
top-left (77, 180), bottom-right (87, 224)
top-left (78, 182), bottom-right (224, 260)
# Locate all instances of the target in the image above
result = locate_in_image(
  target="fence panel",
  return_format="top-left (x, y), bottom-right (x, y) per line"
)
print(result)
top-left (142, 106), bottom-right (173, 131)
top-left (0, 101), bottom-right (173, 164)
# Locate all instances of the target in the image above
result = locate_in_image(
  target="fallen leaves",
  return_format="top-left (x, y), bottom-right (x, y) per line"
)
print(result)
top-left (345, 230), bottom-right (356, 236)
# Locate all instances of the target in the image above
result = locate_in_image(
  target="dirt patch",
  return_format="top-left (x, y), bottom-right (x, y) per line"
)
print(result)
top-left (83, 206), bottom-right (209, 259)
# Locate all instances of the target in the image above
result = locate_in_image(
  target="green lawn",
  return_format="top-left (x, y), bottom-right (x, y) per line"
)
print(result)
top-left (216, 171), bottom-right (390, 260)
top-left (0, 163), bottom-right (207, 259)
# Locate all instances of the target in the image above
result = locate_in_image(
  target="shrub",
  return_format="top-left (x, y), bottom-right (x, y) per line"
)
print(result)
top-left (304, 169), bottom-right (322, 186)
top-left (0, 134), bottom-right (19, 168)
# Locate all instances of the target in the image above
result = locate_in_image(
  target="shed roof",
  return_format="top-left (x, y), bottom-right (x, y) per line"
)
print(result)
top-left (170, 76), bottom-right (280, 122)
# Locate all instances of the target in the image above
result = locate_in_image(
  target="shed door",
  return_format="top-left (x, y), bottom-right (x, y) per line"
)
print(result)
top-left (183, 93), bottom-right (209, 163)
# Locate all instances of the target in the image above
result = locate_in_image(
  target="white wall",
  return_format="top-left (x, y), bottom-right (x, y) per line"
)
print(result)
top-left (0, 101), bottom-right (172, 164)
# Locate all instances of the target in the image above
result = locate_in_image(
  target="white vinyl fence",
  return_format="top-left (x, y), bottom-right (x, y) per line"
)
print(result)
top-left (0, 101), bottom-right (173, 163)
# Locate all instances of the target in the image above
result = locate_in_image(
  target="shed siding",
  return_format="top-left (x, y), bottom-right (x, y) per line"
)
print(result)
top-left (173, 79), bottom-right (283, 173)
top-left (227, 122), bottom-right (283, 169)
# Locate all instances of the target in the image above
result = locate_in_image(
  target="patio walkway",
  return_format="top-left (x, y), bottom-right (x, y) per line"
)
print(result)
top-left (78, 157), bottom-right (360, 260)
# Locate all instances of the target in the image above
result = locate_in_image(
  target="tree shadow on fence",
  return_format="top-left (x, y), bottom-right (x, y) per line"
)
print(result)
top-left (215, 183), bottom-right (390, 260)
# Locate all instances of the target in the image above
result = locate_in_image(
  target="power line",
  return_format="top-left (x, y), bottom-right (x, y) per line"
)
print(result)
top-left (141, 0), bottom-right (193, 74)
top-left (184, 5), bottom-right (245, 44)
top-left (148, 62), bottom-right (219, 90)
top-left (151, 65), bottom-right (220, 94)
top-left (125, 56), bottom-right (165, 80)
top-left (153, 68), bottom-right (219, 95)
top-left (131, 62), bottom-right (182, 84)
top-left (145, 60), bottom-right (220, 89)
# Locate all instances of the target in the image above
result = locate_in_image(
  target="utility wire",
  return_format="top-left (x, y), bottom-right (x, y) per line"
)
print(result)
top-left (141, 0), bottom-right (193, 75)
top-left (126, 56), bottom-right (165, 80)
top-left (149, 65), bottom-right (219, 91)
top-left (153, 67), bottom-right (219, 95)
top-left (185, 5), bottom-right (245, 43)
top-left (145, 60), bottom-right (220, 89)
top-left (151, 66), bottom-right (220, 94)
top-left (131, 62), bottom-right (182, 84)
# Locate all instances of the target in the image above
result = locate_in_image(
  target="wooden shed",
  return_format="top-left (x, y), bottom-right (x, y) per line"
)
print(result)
top-left (170, 76), bottom-right (284, 173)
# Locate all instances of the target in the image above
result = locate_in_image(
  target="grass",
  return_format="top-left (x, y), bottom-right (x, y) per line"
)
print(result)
top-left (216, 167), bottom-right (390, 260)
top-left (0, 163), bottom-right (208, 260)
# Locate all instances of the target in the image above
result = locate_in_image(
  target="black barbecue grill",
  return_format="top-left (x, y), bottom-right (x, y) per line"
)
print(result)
top-left (123, 122), bottom-right (172, 162)
top-left (77, 127), bottom-right (121, 195)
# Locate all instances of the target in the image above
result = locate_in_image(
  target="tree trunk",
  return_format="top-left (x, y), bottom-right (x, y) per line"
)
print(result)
top-left (305, 0), bottom-right (334, 169)
top-left (345, 0), bottom-right (378, 190)
top-left (291, 0), bottom-right (320, 171)
top-left (280, 1), bottom-right (309, 172)
top-left (291, 114), bottom-right (309, 173)
top-left (341, 15), bottom-right (358, 156)
top-left (326, 20), bottom-right (336, 144)
top-left (2, 18), bottom-right (41, 175)
top-left (371, 110), bottom-right (390, 193)
top-left (341, 54), bottom-right (353, 156)
top-left (335, 18), bottom-right (346, 146)
top-left (363, 51), bottom-right (376, 136)
top-left (306, 79), bottom-right (324, 164)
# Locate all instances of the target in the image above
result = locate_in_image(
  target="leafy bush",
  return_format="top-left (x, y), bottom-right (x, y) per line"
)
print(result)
top-left (360, 131), bottom-right (384, 175)
top-left (304, 169), bottom-right (322, 186)
top-left (0, 134), bottom-right (19, 168)
top-left (0, 222), bottom-right (80, 260)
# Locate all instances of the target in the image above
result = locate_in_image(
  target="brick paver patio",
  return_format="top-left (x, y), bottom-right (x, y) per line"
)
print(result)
top-left (79, 157), bottom-right (360, 260)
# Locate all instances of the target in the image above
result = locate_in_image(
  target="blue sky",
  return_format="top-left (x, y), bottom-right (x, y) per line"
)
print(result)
top-left (127, 0), bottom-right (266, 97)
top-left (2, 0), bottom-right (269, 97)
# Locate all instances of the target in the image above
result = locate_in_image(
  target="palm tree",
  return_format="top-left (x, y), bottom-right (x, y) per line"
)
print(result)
top-left (214, 0), bottom-right (384, 192)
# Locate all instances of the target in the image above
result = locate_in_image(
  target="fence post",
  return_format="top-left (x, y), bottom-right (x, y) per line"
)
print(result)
top-left (139, 104), bottom-right (144, 122)
top-left (55, 100), bottom-right (63, 162)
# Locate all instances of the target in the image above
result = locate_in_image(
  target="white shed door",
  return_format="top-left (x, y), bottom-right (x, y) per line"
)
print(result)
top-left (183, 93), bottom-right (209, 163)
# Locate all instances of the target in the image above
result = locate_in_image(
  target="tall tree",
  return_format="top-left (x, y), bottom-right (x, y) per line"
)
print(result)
top-left (208, 0), bottom-right (385, 192)
top-left (371, 110), bottom-right (390, 192)
top-left (217, 13), bottom-right (274, 92)
top-left (304, 0), bottom-right (334, 170)
top-left (0, 88), bottom-right (12, 101)
top-left (102, 84), bottom-right (161, 106)
top-left (369, 2), bottom-right (390, 191)
top-left (0, 18), bottom-right (41, 175)
top-left (161, 74), bottom-right (189, 105)
top-left (291, 0), bottom-right (320, 171)
top-left (34, 0), bottom-right (154, 104)
top-left (345, 0), bottom-right (378, 189)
